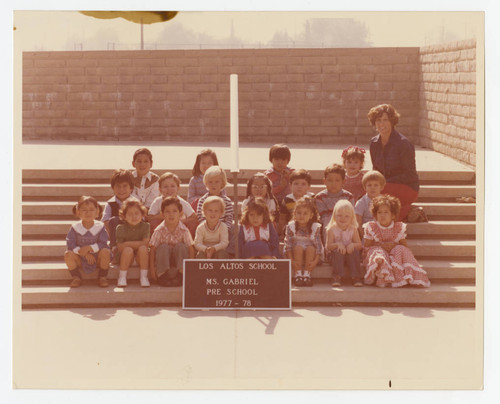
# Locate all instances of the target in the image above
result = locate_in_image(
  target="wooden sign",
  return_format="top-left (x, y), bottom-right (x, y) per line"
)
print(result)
top-left (182, 259), bottom-right (291, 310)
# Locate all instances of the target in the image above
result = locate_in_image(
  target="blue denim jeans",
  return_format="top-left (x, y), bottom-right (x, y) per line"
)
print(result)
top-left (330, 249), bottom-right (361, 278)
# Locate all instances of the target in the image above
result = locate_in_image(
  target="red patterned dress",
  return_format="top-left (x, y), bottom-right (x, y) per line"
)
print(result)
top-left (363, 221), bottom-right (431, 288)
top-left (344, 172), bottom-right (365, 202)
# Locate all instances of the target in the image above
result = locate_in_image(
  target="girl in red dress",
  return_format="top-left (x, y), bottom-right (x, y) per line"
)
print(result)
top-left (363, 194), bottom-right (431, 288)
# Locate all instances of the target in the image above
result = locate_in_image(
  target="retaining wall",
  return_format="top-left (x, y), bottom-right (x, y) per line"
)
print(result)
top-left (418, 39), bottom-right (476, 167)
top-left (22, 47), bottom-right (420, 145)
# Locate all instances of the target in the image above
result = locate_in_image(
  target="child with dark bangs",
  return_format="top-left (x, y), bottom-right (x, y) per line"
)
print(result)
top-left (238, 197), bottom-right (280, 259)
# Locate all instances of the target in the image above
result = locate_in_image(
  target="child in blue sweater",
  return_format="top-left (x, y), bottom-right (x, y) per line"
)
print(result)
top-left (64, 196), bottom-right (111, 288)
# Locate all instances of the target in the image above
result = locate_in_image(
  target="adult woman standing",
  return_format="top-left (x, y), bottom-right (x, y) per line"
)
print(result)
top-left (367, 104), bottom-right (419, 221)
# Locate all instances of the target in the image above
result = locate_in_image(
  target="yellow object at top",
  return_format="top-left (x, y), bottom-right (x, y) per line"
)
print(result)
top-left (79, 11), bottom-right (178, 25)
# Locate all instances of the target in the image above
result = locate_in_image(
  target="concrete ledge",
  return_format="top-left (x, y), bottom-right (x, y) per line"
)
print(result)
top-left (21, 220), bottom-right (476, 239)
top-left (21, 259), bottom-right (476, 283)
top-left (21, 183), bottom-right (476, 202)
top-left (21, 239), bottom-right (477, 259)
top-left (21, 201), bottom-right (477, 219)
top-left (21, 281), bottom-right (475, 309)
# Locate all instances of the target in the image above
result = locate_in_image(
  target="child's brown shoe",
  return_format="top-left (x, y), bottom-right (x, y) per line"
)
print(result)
top-left (331, 276), bottom-right (342, 287)
top-left (98, 277), bottom-right (109, 288)
top-left (70, 276), bottom-right (82, 288)
top-left (352, 278), bottom-right (363, 287)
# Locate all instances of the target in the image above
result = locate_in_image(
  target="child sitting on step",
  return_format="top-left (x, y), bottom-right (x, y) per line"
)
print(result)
top-left (194, 196), bottom-right (229, 259)
top-left (131, 148), bottom-right (160, 210)
top-left (283, 196), bottom-right (323, 287)
top-left (188, 148), bottom-right (223, 210)
top-left (342, 145), bottom-right (366, 202)
top-left (148, 172), bottom-right (198, 236)
top-left (149, 197), bottom-right (195, 287)
top-left (101, 169), bottom-right (140, 252)
top-left (314, 163), bottom-right (355, 231)
top-left (241, 173), bottom-right (279, 225)
top-left (238, 197), bottom-right (280, 259)
top-left (196, 165), bottom-right (235, 255)
top-left (64, 196), bottom-right (111, 288)
top-left (264, 143), bottom-right (294, 206)
top-left (355, 170), bottom-right (386, 237)
top-left (278, 169), bottom-right (315, 237)
top-left (115, 200), bottom-right (150, 288)
top-left (363, 194), bottom-right (431, 288)
top-left (326, 200), bottom-right (363, 287)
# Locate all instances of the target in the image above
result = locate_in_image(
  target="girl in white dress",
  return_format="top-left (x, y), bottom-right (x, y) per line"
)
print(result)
top-left (326, 200), bottom-right (363, 287)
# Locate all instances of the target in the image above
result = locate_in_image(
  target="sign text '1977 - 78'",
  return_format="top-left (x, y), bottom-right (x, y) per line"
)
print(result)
top-left (183, 259), bottom-right (291, 310)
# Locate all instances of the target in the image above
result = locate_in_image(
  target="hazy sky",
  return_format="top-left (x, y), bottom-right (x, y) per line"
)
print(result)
top-left (14, 10), bottom-right (483, 52)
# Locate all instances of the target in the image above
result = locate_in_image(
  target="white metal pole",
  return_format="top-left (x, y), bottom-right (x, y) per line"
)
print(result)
top-left (230, 74), bottom-right (240, 257)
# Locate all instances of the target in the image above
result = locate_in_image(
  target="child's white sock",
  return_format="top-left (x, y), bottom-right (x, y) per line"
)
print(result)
top-left (296, 270), bottom-right (303, 278)
top-left (117, 270), bottom-right (127, 287)
top-left (140, 269), bottom-right (150, 287)
top-left (304, 270), bottom-right (311, 278)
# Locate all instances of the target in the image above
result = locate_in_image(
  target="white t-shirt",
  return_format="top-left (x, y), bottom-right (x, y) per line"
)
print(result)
top-left (149, 195), bottom-right (195, 219)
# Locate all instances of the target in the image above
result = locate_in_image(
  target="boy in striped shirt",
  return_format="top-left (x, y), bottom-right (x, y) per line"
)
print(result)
top-left (314, 164), bottom-right (354, 230)
top-left (195, 165), bottom-right (234, 255)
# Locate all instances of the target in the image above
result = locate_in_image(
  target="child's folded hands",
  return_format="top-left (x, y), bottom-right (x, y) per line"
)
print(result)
top-left (78, 245), bottom-right (92, 256)
top-left (85, 253), bottom-right (96, 265)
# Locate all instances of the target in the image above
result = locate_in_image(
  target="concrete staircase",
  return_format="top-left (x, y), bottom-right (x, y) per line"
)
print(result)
top-left (21, 168), bottom-right (477, 309)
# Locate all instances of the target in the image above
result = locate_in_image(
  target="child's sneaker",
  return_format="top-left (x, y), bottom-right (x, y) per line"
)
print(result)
top-left (331, 276), bottom-right (342, 287)
top-left (98, 277), bottom-right (109, 288)
top-left (303, 276), bottom-right (313, 287)
top-left (117, 276), bottom-right (127, 287)
top-left (70, 276), bottom-right (81, 288)
top-left (293, 276), bottom-right (304, 287)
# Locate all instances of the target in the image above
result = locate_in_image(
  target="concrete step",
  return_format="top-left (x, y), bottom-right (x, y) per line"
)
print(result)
top-left (21, 183), bottom-right (249, 201)
top-left (417, 185), bottom-right (475, 202)
top-left (290, 281), bottom-right (475, 307)
top-left (22, 169), bottom-right (476, 185)
top-left (21, 259), bottom-right (476, 283)
top-left (21, 200), bottom-right (476, 220)
top-left (22, 183), bottom-right (476, 203)
top-left (418, 202), bottom-right (475, 219)
top-left (22, 239), bottom-right (476, 261)
top-left (21, 281), bottom-right (475, 309)
top-left (21, 219), bottom-right (476, 240)
top-left (22, 184), bottom-right (113, 199)
top-left (404, 221), bottom-right (475, 237)
top-left (22, 202), bottom-right (79, 219)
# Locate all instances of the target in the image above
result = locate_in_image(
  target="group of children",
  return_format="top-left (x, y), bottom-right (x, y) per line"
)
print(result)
top-left (64, 144), bottom-right (431, 290)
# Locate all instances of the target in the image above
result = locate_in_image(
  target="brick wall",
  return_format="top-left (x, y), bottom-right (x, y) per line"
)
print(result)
top-left (22, 47), bottom-right (420, 145)
top-left (418, 40), bottom-right (476, 167)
